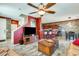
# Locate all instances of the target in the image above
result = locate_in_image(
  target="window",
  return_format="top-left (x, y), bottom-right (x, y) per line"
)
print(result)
top-left (31, 19), bottom-right (36, 27)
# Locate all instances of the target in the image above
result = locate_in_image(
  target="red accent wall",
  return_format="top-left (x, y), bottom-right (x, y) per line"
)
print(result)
top-left (36, 18), bottom-right (41, 39)
top-left (14, 16), bottom-right (41, 44)
top-left (14, 27), bottom-right (23, 44)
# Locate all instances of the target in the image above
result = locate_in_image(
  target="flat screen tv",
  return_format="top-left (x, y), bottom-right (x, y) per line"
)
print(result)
top-left (24, 27), bottom-right (36, 35)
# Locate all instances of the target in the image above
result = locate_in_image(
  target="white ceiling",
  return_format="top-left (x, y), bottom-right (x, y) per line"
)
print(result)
top-left (0, 3), bottom-right (79, 23)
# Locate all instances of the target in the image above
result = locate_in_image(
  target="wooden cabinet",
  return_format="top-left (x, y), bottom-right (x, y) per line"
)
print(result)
top-left (38, 40), bottom-right (55, 56)
top-left (43, 24), bottom-right (59, 29)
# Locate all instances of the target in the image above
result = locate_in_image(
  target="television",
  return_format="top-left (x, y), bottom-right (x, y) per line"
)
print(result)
top-left (23, 27), bottom-right (36, 35)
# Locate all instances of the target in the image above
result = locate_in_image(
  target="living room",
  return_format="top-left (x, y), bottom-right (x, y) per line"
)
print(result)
top-left (0, 3), bottom-right (79, 56)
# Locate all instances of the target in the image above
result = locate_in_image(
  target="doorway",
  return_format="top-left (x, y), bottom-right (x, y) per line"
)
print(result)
top-left (0, 18), bottom-right (6, 42)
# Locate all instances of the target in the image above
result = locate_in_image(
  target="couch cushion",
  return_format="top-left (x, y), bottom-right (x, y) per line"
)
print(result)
top-left (73, 39), bottom-right (79, 46)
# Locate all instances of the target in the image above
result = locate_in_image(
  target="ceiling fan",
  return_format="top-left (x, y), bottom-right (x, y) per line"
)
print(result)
top-left (27, 3), bottom-right (56, 16)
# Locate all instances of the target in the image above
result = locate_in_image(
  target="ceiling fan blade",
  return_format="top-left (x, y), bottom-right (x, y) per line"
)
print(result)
top-left (27, 3), bottom-right (39, 9)
top-left (45, 10), bottom-right (56, 14)
top-left (45, 3), bottom-right (56, 9)
top-left (29, 11), bottom-right (37, 14)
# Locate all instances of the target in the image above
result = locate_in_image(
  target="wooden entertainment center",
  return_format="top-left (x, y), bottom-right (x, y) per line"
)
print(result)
top-left (23, 27), bottom-right (36, 44)
top-left (23, 35), bottom-right (31, 44)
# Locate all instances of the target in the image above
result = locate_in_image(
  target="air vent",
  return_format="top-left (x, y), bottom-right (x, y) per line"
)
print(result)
top-left (19, 14), bottom-right (26, 17)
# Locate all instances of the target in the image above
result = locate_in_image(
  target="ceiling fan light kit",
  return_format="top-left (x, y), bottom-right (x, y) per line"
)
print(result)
top-left (27, 3), bottom-right (56, 17)
top-left (38, 10), bottom-right (45, 15)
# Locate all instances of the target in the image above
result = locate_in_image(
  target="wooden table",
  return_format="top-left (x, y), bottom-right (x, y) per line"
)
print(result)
top-left (38, 39), bottom-right (56, 56)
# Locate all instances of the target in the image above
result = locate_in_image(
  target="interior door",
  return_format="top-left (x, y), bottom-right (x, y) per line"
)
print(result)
top-left (6, 20), bottom-right (11, 39)
top-left (0, 18), bottom-right (6, 40)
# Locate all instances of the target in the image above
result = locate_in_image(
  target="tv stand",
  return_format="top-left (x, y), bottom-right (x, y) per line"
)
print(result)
top-left (23, 35), bottom-right (31, 44)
